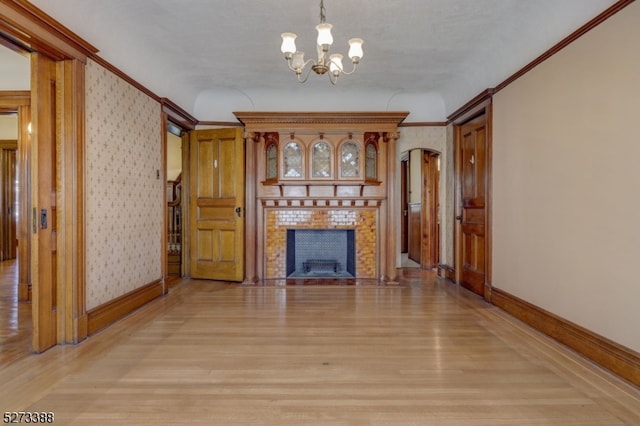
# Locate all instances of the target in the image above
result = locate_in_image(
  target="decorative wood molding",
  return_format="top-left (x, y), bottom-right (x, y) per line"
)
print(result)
top-left (447, 89), bottom-right (494, 124)
top-left (0, 0), bottom-right (98, 61)
top-left (161, 98), bottom-right (197, 130)
top-left (89, 55), bottom-right (160, 102)
top-left (87, 279), bottom-right (164, 335)
top-left (197, 120), bottom-right (244, 127)
top-left (234, 111), bottom-right (409, 132)
top-left (493, 0), bottom-right (635, 94)
top-left (0, 91), bottom-right (30, 107)
top-left (492, 287), bottom-right (640, 387)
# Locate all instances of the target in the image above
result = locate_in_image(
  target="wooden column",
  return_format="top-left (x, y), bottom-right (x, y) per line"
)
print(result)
top-left (243, 132), bottom-right (259, 284)
top-left (384, 132), bottom-right (399, 284)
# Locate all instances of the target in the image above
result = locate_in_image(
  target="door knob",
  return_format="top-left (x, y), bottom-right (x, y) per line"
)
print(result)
top-left (235, 207), bottom-right (242, 217)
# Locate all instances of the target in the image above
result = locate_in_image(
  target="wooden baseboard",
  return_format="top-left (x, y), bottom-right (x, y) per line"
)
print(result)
top-left (87, 279), bottom-right (164, 335)
top-left (437, 264), bottom-right (455, 281)
top-left (18, 282), bottom-right (30, 301)
top-left (492, 287), bottom-right (640, 387)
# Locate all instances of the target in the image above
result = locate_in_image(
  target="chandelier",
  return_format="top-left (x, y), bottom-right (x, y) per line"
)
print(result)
top-left (280, 0), bottom-right (364, 85)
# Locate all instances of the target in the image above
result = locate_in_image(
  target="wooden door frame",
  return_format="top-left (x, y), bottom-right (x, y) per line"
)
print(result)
top-left (450, 90), bottom-right (493, 302)
top-left (0, 1), bottom-right (98, 348)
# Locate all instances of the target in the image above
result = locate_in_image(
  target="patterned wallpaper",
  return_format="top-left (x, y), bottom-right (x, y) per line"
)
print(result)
top-left (85, 59), bottom-right (163, 311)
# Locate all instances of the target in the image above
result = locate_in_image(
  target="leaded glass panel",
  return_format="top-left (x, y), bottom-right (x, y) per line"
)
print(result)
top-left (365, 143), bottom-right (377, 180)
top-left (312, 141), bottom-right (331, 177)
top-left (283, 142), bottom-right (303, 178)
top-left (340, 141), bottom-right (360, 178)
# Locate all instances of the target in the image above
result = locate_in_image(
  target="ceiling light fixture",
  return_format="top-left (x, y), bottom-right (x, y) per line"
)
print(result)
top-left (280, 0), bottom-right (363, 85)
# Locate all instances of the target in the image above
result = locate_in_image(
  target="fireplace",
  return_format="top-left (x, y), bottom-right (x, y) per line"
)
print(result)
top-left (286, 229), bottom-right (355, 277)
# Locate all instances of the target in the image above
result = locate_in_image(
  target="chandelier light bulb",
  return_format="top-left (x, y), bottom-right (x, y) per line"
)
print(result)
top-left (316, 23), bottom-right (333, 49)
top-left (348, 38), bottom-right (363, 62)
top-left (281, 33), bottom-right (297, 57)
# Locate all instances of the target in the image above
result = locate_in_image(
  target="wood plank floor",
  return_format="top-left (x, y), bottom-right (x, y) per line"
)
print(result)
top-left (1, 268), bottom-right (638, 425)
top-left (0, 259), bottom-right (32, 367)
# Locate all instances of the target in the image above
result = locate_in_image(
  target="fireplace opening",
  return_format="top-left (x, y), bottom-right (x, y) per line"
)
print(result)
top-left (286, 229), bottom-right (355, 278)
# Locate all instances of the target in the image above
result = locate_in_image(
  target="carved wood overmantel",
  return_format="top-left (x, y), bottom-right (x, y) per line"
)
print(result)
top-left (234, 112), bottom-right (408, 284)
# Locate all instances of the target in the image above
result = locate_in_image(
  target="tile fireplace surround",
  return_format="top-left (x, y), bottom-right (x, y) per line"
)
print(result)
top-left (235, 111), bottom-right (409, 284)
top-left (266, 209), bottom-right (376, 278)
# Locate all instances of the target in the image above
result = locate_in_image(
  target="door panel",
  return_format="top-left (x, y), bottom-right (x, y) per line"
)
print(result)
top-left (190, 128), bottom-right (244, 281)
top-left (459, 114), bottom-right (487, 296)
top-left (30, 53), bottom-right (57, 352)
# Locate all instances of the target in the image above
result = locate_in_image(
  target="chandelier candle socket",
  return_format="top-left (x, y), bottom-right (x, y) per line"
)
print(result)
top-left (280, 0), bottom-right (363, 84)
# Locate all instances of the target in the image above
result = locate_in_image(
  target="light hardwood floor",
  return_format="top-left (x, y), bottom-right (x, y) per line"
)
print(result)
top-left (1, 269), bottom-right (638, 425)
top-left (0, 259), bottom-right (31, 367)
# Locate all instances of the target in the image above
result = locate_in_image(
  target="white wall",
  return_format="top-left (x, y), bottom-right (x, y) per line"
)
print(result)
top-left (492, 2), bottom-right (640, 352)
top-left (0, 115), bottom-right (18, 140)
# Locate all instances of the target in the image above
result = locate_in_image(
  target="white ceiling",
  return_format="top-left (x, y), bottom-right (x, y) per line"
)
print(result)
top-left (4, 0), bottom-right (618, 121)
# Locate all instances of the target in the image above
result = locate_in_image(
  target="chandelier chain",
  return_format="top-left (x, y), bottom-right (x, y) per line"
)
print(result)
top-left (319, 0), bottom-right (326, 23)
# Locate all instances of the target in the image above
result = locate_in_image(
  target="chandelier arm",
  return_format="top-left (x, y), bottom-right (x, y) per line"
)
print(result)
top-left (330, 59), bottom-right (359, 76)
top-left (285, 57), bottom-right (316, 74)
top-left (327, 71), bottom-right (338, 85)
top-left (296, 64), bottom-right (316, 84)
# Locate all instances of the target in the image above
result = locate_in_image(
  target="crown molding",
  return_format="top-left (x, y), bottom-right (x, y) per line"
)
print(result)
top-left (0, 0), bottom-right (98, 61)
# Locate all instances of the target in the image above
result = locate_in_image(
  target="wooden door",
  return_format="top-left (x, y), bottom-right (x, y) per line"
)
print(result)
top-left (421, 151), bottom-right (440, 269)
top-left (189, 128), bottom-right (244, 281)
top-left (400, 159), bottom-right (408, 253)
top-left (458, 114), bottom-right (487, 296)
top-left (30, 53), bottom-right (57, 352)
top-left (0, 145), bottom-right (17, 261)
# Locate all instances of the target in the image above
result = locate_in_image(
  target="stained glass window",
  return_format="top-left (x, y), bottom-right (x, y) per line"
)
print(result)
top-left (340, 141), bottom-right (360, 178)
top-left (312, 141), bottom-right (331, 178)
top-left (365, 143), bottom-right (377, 180)
top-left (283, 142), bottom-right (303, 178)
top-left (266, 143), bottom-right (278, 180)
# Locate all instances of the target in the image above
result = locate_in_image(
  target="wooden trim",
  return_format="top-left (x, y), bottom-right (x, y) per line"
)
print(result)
top-left (197, 120), bottom-right (243, 127)
top-left (484, 104), bottom-right (493, 302)
top-left (0, 91), bottom-right (30, 107)
top-left (161, 112), bottom-right (169, 293)
top-left (492, 287), bottom-right (640, 387)
top-left (234, 111), bottom-right (409, 132)
top-left (161, 98), bottom-right (197, 130)
top-left (0, 0), bottom-right (98, 61)
top-left (17, 104), bottom-right (30, 301)
top-left (56, 59), bottom-right (87, 344)
top-left (89, 55), bottom-right (160, 102)
top-left (447, 89), bottom-right (494, 124)
top-left (87, 279), bottom-right (164, 335)
top-left (493, 0), bottom-right (635, 94)
top-left (437, 264), bottom-right (455, 281)
top-left (399, 122), bottom-right (447, 127)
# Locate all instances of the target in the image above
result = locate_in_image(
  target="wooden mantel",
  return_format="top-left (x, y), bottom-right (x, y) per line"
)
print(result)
top-left (235, 112), bottom-right (408, 284)
top-left (234, 111), bottom-right (410, 132)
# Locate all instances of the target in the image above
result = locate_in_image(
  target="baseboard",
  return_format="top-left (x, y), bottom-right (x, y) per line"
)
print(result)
top-left (437, 264), bottom-right (455, 281)
top-left (87, 279), bottom-right (164, 335)
top-left (18, 282), bottom-right (30, 301)
top-left (492, 287), bottom-right (640, 387)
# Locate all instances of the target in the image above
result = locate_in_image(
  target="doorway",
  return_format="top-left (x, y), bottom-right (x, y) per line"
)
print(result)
top-left (0, 44), bottom-right (31, 362)
top-left (401, 149), bottom-right (441, 269)
top-left (166, 121), bottom-right (183, 283)
top-left (454, 110), bottom-right (491, 299)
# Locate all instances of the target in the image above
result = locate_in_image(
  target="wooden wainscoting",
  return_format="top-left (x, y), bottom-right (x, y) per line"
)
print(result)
top-left (86, 279), bottom-right (164, 335)
top-left (492, 287), bottom-right (640, 387)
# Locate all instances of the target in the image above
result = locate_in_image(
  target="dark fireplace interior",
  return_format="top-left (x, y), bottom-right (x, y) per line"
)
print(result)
top-left (286, 229), bottom-right (355, 277)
